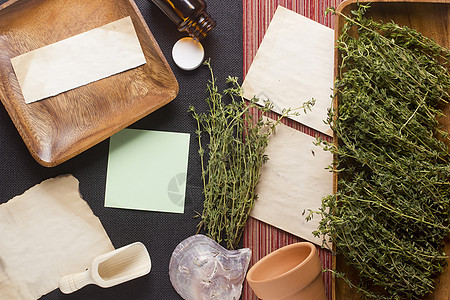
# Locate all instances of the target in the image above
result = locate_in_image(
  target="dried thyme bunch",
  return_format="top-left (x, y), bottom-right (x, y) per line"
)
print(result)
top-left (190, 59), bottom-right (313, 250)
top-left (314, 5), bottom-right (450, 300)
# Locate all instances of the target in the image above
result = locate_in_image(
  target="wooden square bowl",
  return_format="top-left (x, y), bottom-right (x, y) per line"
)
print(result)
top-left (0, 0), bottom-right (178, 166)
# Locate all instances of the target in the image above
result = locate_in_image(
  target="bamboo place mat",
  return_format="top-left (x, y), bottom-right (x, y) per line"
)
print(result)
top-left (242, 1), bottom-right (343, 299)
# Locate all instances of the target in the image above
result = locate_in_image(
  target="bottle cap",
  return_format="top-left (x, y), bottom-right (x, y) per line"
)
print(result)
top-left (172, 37), bottom-right (204, 71)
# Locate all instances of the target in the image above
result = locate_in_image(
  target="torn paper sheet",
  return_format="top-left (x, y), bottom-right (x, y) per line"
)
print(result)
top-left (0, 175), bottom-right (114, 299)
top-left (242, 6), bottom-right (334, 136)
top-left (11, 16), bottom-right (146, 103)
top-left (251, 120), bottom-right (332, 247)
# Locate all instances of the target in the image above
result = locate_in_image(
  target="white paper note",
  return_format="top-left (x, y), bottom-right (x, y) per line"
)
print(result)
top-left (11, 16), bottom-right (146, 103)
top-left (242, 6), bottom-right (334, 136)
top-left (251, 120), bottom-right (332, 247)
top-left (0, 175), bottom-right (114, 299)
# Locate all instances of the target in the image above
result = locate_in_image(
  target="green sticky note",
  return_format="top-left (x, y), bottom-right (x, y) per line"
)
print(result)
top-left (105, 129), bottom-right (190, 213)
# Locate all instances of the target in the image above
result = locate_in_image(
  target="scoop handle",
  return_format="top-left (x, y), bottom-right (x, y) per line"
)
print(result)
top-left (59, 269), bottom-right (94, 294)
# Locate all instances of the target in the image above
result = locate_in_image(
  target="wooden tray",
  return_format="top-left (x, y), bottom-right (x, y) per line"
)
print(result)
top-left (332, 0), bottom-right (450, 299)
top-left (0, 0), bottom-right (178, 167)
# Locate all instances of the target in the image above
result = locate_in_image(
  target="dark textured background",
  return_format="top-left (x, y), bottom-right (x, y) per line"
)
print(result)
top-left (0, 0), bottom-right (243, 298)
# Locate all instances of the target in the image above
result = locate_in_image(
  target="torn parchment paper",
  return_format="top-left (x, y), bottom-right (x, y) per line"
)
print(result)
top-left (11, 16), bottom-right (146, 103)
top-left (242, 6), bottom-right (334, 136)
top-left (250, 120), bottom-right (332, 247)
top-left (0, 175), bottom-right (114, 299)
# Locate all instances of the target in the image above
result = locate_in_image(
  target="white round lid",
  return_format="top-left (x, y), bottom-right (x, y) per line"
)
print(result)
top-left (172, 37), bottom-right (205, 71)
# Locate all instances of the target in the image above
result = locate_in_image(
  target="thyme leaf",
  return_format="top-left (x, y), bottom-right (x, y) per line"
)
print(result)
top-left (191, 59), bottom-right (314, 249)
top-left (316, 5), bottom-right (450, 300)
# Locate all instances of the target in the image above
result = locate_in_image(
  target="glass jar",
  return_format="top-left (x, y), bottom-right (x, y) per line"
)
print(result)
top-left (149, 0), bottom-right (216, 41)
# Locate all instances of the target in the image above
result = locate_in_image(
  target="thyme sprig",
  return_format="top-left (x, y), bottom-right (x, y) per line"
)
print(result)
top-left (190, 59), bottom-right (314, 249)
top-left (315, 5), bottom-right (450, 299)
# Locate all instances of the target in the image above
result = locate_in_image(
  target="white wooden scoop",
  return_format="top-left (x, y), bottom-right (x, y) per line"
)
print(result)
top-left (59, 242), bottom-right (151, 293)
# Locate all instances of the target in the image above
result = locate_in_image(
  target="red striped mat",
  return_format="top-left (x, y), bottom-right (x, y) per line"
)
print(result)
top-left (242, 1), bottom-right (343, 299)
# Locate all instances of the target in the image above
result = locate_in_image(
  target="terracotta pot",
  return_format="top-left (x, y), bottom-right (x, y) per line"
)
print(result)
top-left (246, 242), bottom-right (326, 300)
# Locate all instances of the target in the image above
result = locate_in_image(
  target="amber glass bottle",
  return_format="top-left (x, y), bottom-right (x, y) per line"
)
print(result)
top-left (149, 0), bottom-right (216, 41)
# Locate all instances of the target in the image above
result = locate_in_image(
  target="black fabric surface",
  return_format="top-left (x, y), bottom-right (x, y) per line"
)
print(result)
top-left (0, 0), bottom-right (243, 299)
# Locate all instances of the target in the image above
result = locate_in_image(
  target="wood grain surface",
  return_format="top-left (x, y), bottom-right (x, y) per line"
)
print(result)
top-left (0, 0), bottom-right (178, 167)
top-left (333, 1), bottom-right (450, 299)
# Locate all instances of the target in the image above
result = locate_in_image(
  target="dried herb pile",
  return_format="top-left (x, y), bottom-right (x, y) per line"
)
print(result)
top-left (191, 60), bottom-right (313, 250)
top-left (315, 5), bottom-right (450, 299)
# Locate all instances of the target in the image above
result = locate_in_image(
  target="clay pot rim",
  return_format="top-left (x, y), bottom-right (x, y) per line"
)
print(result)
top-left (247, 242), bottom-right (316, 284)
